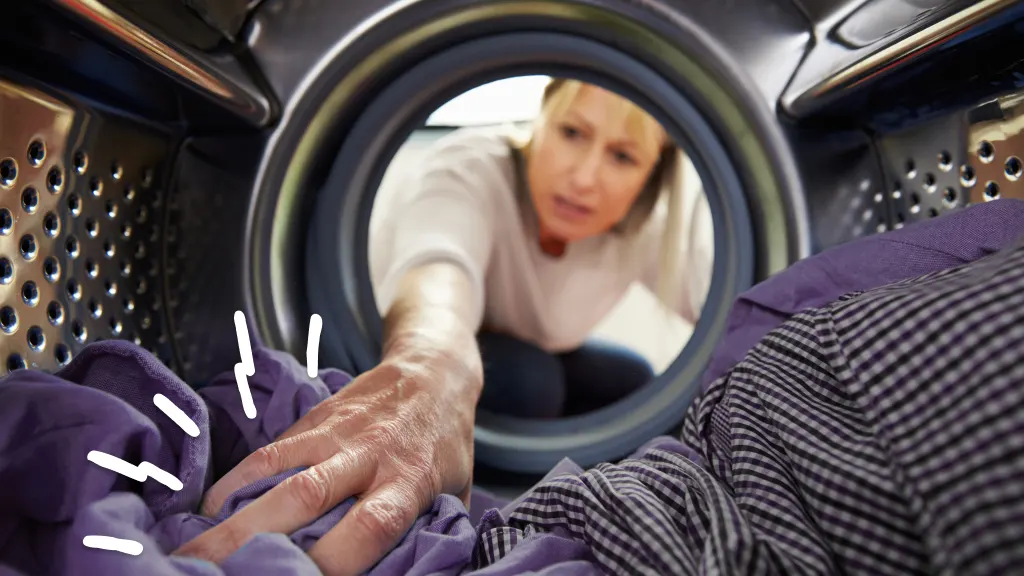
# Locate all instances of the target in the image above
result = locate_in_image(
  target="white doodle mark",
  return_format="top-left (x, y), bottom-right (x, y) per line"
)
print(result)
top-left (152, 394), bottom-right (199, 437)
top-left (87, 450), bottom-right (146, 482)
top-left (86, 450), bottom-right (183, 491)
top-left (307, 313), bottom-right (323, 378)
top-left (232, 311), bottom-right (258, 419)
top-left (233, 363), bottom-right (257, 419)
top-left (233, 310), bottom-right (255, 377)
top-left (138, 462), bottom-right (184, 491)
top-left (83, 535), bottom-right (143, 556)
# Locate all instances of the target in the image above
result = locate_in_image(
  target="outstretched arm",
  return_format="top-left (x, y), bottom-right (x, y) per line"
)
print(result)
top-left (175, 132), bottom-right (501, 576)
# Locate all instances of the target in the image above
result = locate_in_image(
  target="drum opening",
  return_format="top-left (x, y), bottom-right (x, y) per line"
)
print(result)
top-left (305, 32), bottom-right (757, 472)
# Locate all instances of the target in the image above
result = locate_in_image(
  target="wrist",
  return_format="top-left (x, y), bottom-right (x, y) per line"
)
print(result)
top-left (383, 311), bottom-right (483, 396)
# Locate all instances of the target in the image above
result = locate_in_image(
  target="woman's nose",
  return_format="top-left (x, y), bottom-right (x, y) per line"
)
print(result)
top-left (569, 148), bottom-right (602, 192)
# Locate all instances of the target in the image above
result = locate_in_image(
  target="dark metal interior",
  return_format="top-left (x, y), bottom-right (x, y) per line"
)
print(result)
top-left (3, 0), bottom-right (1024, 473)
top-left (0, 79), bottom-right (176, 372)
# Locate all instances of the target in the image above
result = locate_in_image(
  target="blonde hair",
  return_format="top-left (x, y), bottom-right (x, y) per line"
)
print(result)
top-left (507, 78), bottom-right (689, 308)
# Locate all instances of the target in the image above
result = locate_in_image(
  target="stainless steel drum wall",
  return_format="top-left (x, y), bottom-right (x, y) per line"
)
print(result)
top-left (879, 93), bottom-right (1024, 227)
top-left (0, 78), bottom-right (177, 375)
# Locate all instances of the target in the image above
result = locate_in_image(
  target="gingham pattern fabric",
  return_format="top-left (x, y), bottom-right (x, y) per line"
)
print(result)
top-left (471, 512), bottom-right (543, 570)
top-left (477, 239), bottom-right (1024, 575)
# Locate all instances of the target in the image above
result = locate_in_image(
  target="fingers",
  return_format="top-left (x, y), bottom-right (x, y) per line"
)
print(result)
top-left (176, 448), bottom-right (377, 564)
top-left (200, 428), bottom-right (337, 517)
top-left (457, 483), bottom-right (472, 510)
top-left (308, 482), bottom-right (424, 576)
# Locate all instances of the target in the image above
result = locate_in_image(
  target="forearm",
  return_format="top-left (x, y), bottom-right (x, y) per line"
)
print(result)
top-left (381, 262), bottom-right (484, 400)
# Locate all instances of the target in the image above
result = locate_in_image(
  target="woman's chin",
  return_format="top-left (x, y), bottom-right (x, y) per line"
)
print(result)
top-left (538, 209), bottom-right (604, 242)
top-left (545, 223), bottom-right (595, 243)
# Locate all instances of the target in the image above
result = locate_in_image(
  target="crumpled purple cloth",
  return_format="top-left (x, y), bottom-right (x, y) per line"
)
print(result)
top-left (0, 341), bottom-right (600, 575)
top-left (703, 198), bottom-right (1024, 387)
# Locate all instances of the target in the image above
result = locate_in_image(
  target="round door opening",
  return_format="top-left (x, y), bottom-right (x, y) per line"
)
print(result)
top-left (305, 30), bottom-right (764, 474)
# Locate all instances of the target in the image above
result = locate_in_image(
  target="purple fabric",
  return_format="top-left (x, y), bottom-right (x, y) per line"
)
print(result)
top-left (0, 341), bottom-right (594, 575)
top-left (703, 198), bottom-right (1024, 387)
top-left (11, 201), bottom-right (1022, 575)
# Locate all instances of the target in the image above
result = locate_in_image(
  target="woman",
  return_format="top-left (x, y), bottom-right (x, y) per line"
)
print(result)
top-left (370, 78), bottom-right (714, 418)
top-left (175, 79), bottom-right (713, 576)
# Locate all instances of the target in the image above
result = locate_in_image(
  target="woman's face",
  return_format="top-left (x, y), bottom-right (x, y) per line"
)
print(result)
top-left (527, 84), bottom-right (665, 244)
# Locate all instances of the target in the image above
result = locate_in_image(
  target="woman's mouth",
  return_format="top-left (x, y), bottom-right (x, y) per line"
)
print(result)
top-left (552, 195), bottom-right (594, 221)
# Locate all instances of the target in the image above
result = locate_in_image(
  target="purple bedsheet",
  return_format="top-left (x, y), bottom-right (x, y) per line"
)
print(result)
top-left (704, 198), bottom-right (1024, 386)
top-left (0, 343), bottom-right (602, 575)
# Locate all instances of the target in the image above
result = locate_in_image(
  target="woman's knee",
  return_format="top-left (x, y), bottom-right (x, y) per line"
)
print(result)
top-left (476, 331), bottom-right (567, 418)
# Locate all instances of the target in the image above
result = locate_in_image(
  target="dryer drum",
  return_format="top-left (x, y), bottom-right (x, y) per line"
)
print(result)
top-left (0, 0), bottom-right (808, 475)
top-left (303, 29), bottom-right (791, 473)
top-left (223, 0), bottom-right (810, 474)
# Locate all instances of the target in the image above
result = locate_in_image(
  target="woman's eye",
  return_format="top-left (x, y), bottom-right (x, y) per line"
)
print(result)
top-left (613, 151), bottom-right (636, 165)
top-left (560, 125), bottom-right (580, 139)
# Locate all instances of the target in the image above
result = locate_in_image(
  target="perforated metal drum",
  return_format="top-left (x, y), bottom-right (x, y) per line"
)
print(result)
top-left (4, 0), bottom-right (1024, 473)
top-left (0, 79), bottom-right (175, 374)
top-left (880, 94), bottom-right (1024, 229)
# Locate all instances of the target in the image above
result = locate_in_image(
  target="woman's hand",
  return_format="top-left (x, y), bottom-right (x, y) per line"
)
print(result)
top-left (173, 342), bottom-right (481, 576)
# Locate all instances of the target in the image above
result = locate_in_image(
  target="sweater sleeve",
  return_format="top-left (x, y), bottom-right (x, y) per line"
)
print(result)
top-left (369, 130), bottom-right (504, 331)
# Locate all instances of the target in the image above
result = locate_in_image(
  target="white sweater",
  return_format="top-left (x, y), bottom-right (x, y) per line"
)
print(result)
top-left (369, 127), bottom-right (714, 353)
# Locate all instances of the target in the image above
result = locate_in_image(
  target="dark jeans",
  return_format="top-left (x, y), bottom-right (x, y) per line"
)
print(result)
top-left (476, 331), bottom-right (655, 419)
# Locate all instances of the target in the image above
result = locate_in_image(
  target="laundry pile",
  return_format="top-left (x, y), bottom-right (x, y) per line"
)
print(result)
top-left (3, 200), bottom-right (1024, 576)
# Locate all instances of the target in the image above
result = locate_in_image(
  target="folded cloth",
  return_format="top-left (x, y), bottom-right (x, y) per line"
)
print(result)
top-left (703, 198), bottom-right (1024, 387)
top-left (0, 342), bottom-right (599, 575)
top-left (477, 238), bottom-right (1024, 575)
